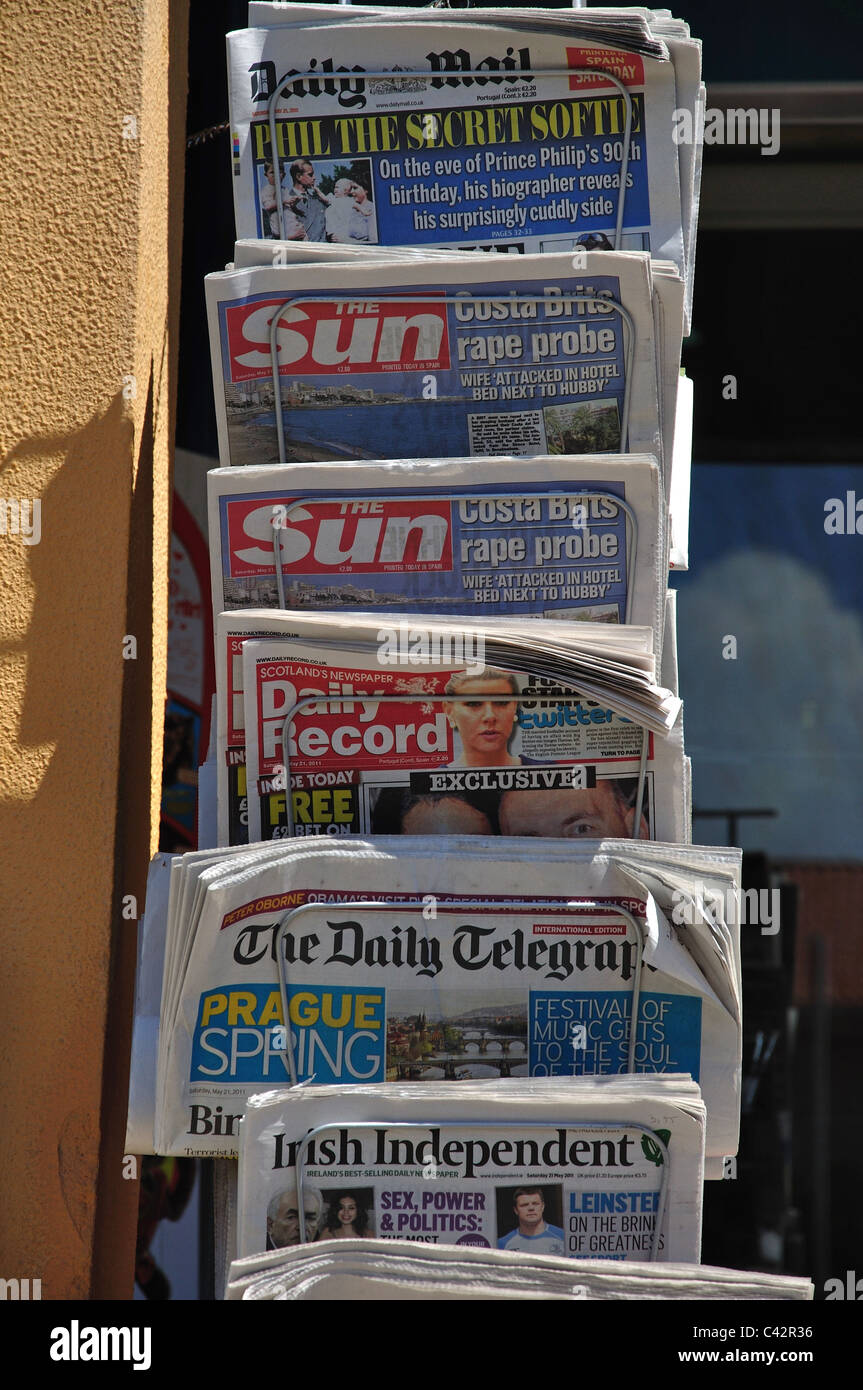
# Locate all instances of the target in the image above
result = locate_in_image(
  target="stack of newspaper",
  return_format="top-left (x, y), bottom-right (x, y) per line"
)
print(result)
top-left (207, 454), bottom-right (668, 639)
top-left (214, 607), bottom-right (687, 846)
top-left (225, 1242), bottom-right (814, 1302)
top-left (229, 4), bottom-right (703, 324)
top-left (208, 451), bottom-right (676, 844)
top-left (236, 1076), bottom-right (707, 1263)
top-left (151, 835), bottom-right (742, 1170)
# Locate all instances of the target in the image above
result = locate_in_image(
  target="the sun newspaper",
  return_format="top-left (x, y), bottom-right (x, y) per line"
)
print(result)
top-left (205, 250), bottom-right (680, 477)
top-left (205, 247), bottom-right (688, 563)
top-left (207, 454), bottom-right (667, 638)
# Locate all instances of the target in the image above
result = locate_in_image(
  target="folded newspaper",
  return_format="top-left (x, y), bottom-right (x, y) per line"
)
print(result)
top-left (152, 835), bottom-right (742, 1165)
top-left (236, 1076), bottom-right (706, 1263)
top-left (206, 454), bottom-right (668, 641)
top-left (205, 249), bottom-right (682, 473)
top-left (206, 245), bottom-right (689, 563)
top-left (242, 618), bottom-right (686, 845)
top-left (223, 242), bottom-right (693, 570)
top-left (218, 608), bottom-right (687, 846)
top-left (226, 1239), bottom-right (814, 1301)
top-left (228, 6), bottom-right (703, 324)
top-left (231, 237), bottom-right (483, 269)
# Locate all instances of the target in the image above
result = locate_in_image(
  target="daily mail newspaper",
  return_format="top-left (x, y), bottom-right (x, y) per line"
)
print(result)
top-left (241, 5), bottom-right (703, 327)
top-left (204, 251), bottom-right (679, 482)
top-left (237, 611), bottom-right (688, 845)
top-left (206, 454), bottom-right (667, 642)
top-left (153, 835), bottom-right (741, 1162)
top-left (236, 1077), bottom-right (706, 1263)
top-left (230, 239), bottom-right (479, 268)
top-left (227, 15), bottom-right (688, 276)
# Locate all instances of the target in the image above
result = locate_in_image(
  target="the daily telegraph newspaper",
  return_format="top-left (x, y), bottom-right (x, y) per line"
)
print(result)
top-left (153, 835), bottom-right (742, 1163)
top-left (207, 454), bottom-right (667, 639)
top-left (204, 251), bottom-right (684, 493)
top-left (225, 1240), bottom-right (815, 1302)
top-left (227, 11), bottom-right (701, 297)
top-left (236, 1077), bottom-right (706, 1263)
top-left (225, 609), bottom-right (688, 846)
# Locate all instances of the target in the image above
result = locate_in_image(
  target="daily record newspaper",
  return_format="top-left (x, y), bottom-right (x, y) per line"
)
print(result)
top-left (227, 16), bottom-right (691, 277)
top-left (154, 836), bottom-right (741, 1163)
top-left (240, 632), bottom-right (687, 845)
top-left (219, 613), bottom-right (282, 846)
top-left (204, 251), bottom-right (682, 481)
top-left (213, 607), bottom-right (687, 846)
top-left (236, 1078), bottom-right (706, 1263)
top-left (213, 609), bottom-right (685, 845)
top-left (206, 455), bottom-right (667, 639)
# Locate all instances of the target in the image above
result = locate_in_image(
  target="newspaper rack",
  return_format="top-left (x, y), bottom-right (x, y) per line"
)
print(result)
top-left (292, 1118), bottom-right (670, 1261)
top-left (269, 487), bottom-right (640, 616)
top-left (265, 289), bottom-right (638, 467)
top-left (273, 894), bottom-right (649, 1079)
top-left (267, 64), bottom-right (634, 246)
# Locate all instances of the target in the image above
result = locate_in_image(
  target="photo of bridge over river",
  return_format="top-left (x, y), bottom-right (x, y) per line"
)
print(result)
top-left (387, 999), bottom-right (528, 1081)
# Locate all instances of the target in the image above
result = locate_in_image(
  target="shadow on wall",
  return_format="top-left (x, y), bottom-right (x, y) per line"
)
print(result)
top-left (0, 377), bottom-right (156, 1295)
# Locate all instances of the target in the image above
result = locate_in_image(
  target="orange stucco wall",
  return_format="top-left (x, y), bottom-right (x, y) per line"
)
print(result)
top-left (0, 2), bottom-right (188, 1297)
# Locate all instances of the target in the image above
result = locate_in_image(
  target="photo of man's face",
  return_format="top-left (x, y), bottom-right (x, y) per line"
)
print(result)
top-left (514, 1190), bottom-right (545, 1231)
top-left (267, 1190), bottom-right (321, 1247)
top-left (401, 797), bottom-right (493, 836)
top-left (498, 783), bottom-right (648, 839)
top-left (267, 1194), bottom-right (300, 1246)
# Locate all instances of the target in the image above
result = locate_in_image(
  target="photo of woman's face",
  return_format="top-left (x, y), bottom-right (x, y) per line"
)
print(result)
top-left (445, 679), bottom-right (518, 765)
top-left (338, 1197), bottom-right (357, 1226)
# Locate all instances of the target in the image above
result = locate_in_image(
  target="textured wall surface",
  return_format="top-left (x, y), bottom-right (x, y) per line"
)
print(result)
top-left (0, 1), bottom-right (188, 1297)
